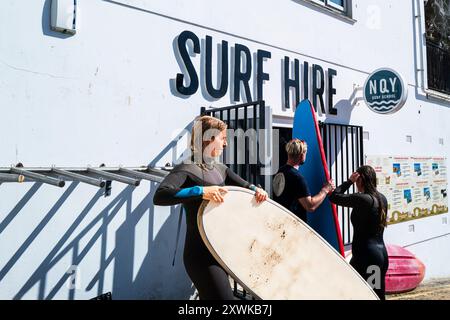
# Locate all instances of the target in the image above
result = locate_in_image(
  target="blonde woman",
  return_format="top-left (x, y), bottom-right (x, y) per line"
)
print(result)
top-left (153, 115), bottom-right (267, 300)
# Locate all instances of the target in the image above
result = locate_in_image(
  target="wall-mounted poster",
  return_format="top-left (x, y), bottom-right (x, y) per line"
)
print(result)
top-left (366, 155), bottom-right (448, 225)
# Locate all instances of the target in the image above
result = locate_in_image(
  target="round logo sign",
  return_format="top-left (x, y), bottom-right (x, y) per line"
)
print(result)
top-left (363, 68), bottom-right (408, 114)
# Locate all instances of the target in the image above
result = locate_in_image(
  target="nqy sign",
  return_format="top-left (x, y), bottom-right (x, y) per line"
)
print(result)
top-left (363, 68), bottom-right (408, 114)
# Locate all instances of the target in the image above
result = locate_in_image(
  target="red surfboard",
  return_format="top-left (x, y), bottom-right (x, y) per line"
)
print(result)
top-left (385, 244), bottom-right (426, 294)
top-left (345, 244), bottom-right (426, 294)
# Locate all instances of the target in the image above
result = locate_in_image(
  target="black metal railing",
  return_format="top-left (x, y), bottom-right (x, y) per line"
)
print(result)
top-left (426, 41), bottom-right (450, 95)
top-left (201, 100), bottom-right (267, 190)
top-left (319, 122), bottom-right (364, 246)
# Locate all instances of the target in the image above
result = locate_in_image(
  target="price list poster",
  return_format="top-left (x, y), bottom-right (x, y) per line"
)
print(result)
top-left (366, 155), bottom-right (448, 225)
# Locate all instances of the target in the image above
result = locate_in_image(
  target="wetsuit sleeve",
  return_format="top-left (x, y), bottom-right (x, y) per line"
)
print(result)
top-left (153, 170), bottom-right (203, 206)
top-left (175, 186), bottom-right (203, 198)
top-left (225, 167), bottom-right (251, 189)
top-left (329, 180), bottom-right (369, 208)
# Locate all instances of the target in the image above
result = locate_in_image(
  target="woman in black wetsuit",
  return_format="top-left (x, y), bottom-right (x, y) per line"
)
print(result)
top-left (153, 115), bottom-right (268, 300)
top-left (329, 165), bottom-right (389, 300)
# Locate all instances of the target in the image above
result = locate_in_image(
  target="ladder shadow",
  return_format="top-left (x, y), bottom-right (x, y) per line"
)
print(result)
top-left (1, 120), bottom-right (195, 299)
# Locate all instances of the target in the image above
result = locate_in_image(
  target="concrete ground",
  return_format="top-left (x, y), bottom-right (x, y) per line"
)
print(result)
top-left (387, 278), bottom-right (450, 300)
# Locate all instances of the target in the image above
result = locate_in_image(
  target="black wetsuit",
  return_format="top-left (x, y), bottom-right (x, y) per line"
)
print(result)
top-left (329, 180), bottom-right (389, 300)
top-left (153, 162), bottom-right (252, 300)
top-left (272, 164), bottom-right (311, 222)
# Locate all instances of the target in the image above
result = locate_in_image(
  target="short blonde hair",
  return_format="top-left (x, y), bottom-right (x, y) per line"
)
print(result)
top-left (285, 139), bottom-right (307, 162)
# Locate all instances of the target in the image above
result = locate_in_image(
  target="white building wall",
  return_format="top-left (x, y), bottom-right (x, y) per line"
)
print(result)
top-left (0, 0), bottom-right (448, 299)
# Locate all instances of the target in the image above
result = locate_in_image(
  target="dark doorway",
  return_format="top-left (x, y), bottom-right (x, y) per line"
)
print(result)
top-left (274, 126), bottom-right (293, 172)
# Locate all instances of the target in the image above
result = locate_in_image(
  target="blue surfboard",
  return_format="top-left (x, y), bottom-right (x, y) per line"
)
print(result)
top-left (293, 100), bottom-right (344, 255)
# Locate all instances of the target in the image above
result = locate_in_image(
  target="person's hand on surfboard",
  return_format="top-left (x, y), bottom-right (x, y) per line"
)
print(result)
top-left (254, 187), bottom-right (268, 203)
top-left (202, 186), bottom-right (228, 203)
top-left (322, 180), bottom-right (335, 195)
top-left (330, 180), bottom-right (336, 191)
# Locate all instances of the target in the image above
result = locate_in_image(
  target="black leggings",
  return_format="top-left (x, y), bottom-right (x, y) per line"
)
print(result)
top-left (350, 246), bottom-right (389, 300)
top-left (184, 252), bottom-right (235, 300)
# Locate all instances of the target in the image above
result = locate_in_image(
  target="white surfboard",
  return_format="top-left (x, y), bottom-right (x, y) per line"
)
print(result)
top-left (198, 186), bottom-right (379, 300)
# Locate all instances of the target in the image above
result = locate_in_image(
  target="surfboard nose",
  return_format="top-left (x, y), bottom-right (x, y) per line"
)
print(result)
top-left (385, 244), bottom-right (426, 294)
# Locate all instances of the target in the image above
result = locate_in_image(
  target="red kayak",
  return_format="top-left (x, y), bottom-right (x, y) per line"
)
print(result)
top-left (385, 244), bottom-right (426, 294)
top-left (345, 244), bottom-right (426, 294)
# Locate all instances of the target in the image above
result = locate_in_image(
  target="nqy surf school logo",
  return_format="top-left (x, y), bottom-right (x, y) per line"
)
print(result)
top-left (363, 68), bottom-right (408, 114)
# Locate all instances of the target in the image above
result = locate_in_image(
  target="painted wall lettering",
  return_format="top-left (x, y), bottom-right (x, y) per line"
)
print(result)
top-left (173, 30), bottom-right (338, 115)
top-left (205, 35), bottom-right (228, 99)
top-left (176, 31), bottom-right (200, 96)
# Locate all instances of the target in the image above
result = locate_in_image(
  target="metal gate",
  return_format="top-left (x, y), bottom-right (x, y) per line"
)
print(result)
top-left (319, 122), bottom-right (364, 247)
top-left (200, 100), bottom-right (270, 191)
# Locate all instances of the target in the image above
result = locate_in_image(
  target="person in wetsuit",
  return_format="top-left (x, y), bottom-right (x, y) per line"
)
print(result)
top-left (153, 115), bottom-right (268, 300)
top-left (329, 165), bottom-right (389, 300)
top-left (272, 139), bottom-right (334, 222)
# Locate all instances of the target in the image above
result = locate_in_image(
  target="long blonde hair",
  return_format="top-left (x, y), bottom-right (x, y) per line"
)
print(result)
top-left (190, 115), bottom-right (227, 167)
